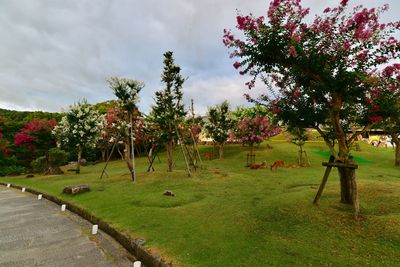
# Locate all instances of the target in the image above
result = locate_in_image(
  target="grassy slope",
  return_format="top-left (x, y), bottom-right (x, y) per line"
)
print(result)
top-left (1, 141), bottom-right (399, 266)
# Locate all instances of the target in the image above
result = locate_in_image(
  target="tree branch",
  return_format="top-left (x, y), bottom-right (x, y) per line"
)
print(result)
top-left (315, 126), bottom-right (340, 161)
top-left (348, 123), bottom-right (374, 146)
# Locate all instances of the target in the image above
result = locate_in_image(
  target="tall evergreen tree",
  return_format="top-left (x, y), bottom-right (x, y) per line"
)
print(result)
top-left (150, 51), bottom-right (186, 172)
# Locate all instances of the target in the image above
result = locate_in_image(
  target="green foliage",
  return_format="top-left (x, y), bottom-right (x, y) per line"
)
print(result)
top-left (149, 51), bottom-right (187, 144)
top-left (48, 147), bottom-right (69, 167)
top-left (0, 108), bottom-right (62, 124)
top-left (0, 165), bottom-right (25, 176)
top-left (0, 154), bottom-right (25, 176)
top-left (204, 101), bottom-right (234, 144)
top-left (287, 127), bottom-right (309, 148)
top-left (31, 148), bottom-right (69, 174)
top-left (93, 100), bottom-right (120, 114)
top-left (233, 105), bottom-right (270, 121)
top-left (0, 155), bottom-right (17, 167)
top-left (107, 77), bottom-right (144, 113)
top-left (31, 156), bottom-right (48, 173)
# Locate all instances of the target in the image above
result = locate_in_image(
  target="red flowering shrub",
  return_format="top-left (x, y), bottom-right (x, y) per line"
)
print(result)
top-left (14, 118), bottom-right (57, 160)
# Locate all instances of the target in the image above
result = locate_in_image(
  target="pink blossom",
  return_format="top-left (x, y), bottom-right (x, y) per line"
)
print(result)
top-left (288, 45), bottom-right (298, 58)
top-left (291, 35), bottom-right (301, 43)
top-left (340, 0), bottom-right (349, 7)
top-left (368, 116), bottom-right (383, 122)
top-left (372, 105), bottom-right (380, 113)
top-left (323, 7), bottom-right (331, 13)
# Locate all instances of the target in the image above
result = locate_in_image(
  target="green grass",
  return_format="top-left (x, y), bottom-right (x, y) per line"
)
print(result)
top-left (1, 141), bottom-right (400, 266)
top-left (311, 149), bottom-right (371, 163)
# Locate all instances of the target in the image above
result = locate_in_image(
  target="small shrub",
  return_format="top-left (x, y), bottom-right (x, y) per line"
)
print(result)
top-left (31, 156), bottom-right (48, 173)
top-left (0, 155), bottom-right (17, 166)
top-left (48, 148), bottom-right (69, 167)
top-left (30, 148), bottom-right (69, 174)
top-left (0, 165), bottom-right (25, 176)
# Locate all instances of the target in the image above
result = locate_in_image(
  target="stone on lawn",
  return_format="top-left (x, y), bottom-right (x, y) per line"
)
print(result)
top-left (163, 190), bottom-right (175, 197)
top-left (63, 184), bottom-right (90, 195)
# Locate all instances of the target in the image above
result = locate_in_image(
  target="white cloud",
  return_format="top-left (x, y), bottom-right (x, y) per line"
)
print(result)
top-left (183, 76), bottom-right (268, 115)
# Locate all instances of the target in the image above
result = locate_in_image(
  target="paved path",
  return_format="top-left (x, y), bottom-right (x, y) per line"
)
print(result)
top-left (0, 187), bottom-right (132, 267)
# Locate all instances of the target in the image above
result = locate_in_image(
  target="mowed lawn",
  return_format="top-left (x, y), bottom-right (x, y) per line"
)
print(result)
top-left (1, 141), bottom-right (400, 266)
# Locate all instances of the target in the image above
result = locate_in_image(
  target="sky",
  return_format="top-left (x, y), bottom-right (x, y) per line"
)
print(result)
top-left (0, 0), bottom-right (399, 115)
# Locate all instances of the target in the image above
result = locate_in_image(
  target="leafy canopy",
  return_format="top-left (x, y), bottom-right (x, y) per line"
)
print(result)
top-left (224, 0), bottom-right (400, 159)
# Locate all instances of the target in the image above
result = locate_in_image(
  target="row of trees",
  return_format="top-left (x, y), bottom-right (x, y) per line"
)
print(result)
top-left (48, 51), bottom-right (276, 178)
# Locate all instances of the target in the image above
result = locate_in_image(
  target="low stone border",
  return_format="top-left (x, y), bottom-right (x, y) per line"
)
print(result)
top-left (0, 182), bottom-right (172, 267)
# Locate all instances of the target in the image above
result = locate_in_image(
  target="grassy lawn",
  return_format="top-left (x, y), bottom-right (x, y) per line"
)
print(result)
top-left (1, 141), bottom-right (400, 266)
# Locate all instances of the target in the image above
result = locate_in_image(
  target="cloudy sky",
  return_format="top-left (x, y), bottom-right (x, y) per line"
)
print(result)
top-left (0, 0), bottom-right (399, 115)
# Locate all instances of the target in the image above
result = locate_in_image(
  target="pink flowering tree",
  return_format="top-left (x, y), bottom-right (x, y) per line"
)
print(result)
top-left (99, 106), bottom-right (147, 162)
top-left (236, 115), bottom-right (281, 158)
top-left (224, 0), bottom-right (400, 214)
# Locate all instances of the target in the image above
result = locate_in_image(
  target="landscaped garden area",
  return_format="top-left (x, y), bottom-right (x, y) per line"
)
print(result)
top-left (1, 140), bottom-right (399, 266)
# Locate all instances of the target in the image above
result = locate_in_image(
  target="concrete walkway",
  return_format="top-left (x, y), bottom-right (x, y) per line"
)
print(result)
top-left (0, 187), bottom-right (132, 267)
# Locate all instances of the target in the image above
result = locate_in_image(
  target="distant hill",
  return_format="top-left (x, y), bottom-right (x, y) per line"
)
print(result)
top-left (0, 108), bottom-right (62, 123)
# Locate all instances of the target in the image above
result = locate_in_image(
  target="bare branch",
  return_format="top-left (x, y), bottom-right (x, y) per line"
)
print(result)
top-left (348, 123), bottom-right (374, 146)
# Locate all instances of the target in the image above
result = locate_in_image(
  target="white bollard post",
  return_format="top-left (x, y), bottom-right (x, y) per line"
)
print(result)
top-left (133, 261), bottom-right (141, 267)
top-left (92, 225), bottom-right (98, 235)
top-left (38, 194), bottom-right (42, 200)
top-left (61, 204), bottom-right (66, 211)
top-left (7, 184), bottom-right (10, 188)
top-left (21, 188), bottom-right (25, 192)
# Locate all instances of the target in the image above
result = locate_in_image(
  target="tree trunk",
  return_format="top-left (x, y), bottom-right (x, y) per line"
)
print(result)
top-left (249, 144), bottom-right (255, 165)
top-left (395, 141), bottom-right (400, 167)
top-left (299, 145), bottom-right (303, 166)
top-left (124, 143), bottom-right (135, 181)
top-left (337, 158), bottom-right (360, 217)
top-left (212, 142), bottom-right (216, 158)
top-left (391, 134), bottom-right (400, 167)
top-left (76, 146), bottom-right (82, 174)
top-left (129, 114), bottom-right (136, 182)
top-left (338, 162), bottom-right (354, 204)
top-left (166, 140), bottom-right (173, 172)
top-left (219, 143), bottom-right (224, 160)
top-left (101, 150), bottom-right (106, 162)
top-left (328, 98), bottom-right (359, 216)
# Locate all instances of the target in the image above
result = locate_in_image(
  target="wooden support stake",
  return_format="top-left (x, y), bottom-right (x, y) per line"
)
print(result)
top-left (351, 174), bottom-right (360, 219)
top-left (322, 162), bottom-right (358, 169)
top-left (147, 146), bottom-right (158, 172)
top-left (313, 156), bottom-right (335, 204)
top-left (100, 137), bottom-right (118, 179)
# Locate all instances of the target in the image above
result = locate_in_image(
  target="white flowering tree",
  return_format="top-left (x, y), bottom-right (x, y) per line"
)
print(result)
top-left (107, 77), bottom-right (144, 182)
top-left (204, 101), bottom-right (234, 159)
top-left (53, 100), bottom-right (104, 174)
